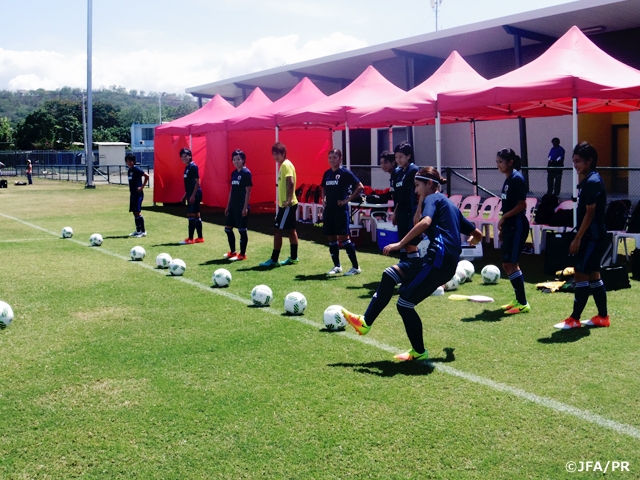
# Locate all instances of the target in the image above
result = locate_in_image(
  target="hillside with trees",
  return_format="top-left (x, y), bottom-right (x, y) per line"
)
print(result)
top-left (0, 86), bottom-right (198, 150)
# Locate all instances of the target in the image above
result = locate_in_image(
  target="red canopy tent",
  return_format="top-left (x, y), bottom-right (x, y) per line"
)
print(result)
top-left (438, 26), bottom-right (640, 220)
top-left (277, 66), bottom-right (406, 167)
top-left (155, 94), bottom-right (235, 136)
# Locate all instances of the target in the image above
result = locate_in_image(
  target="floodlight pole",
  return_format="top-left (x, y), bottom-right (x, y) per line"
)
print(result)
top-left (85, 0), bottom-right (95, 188)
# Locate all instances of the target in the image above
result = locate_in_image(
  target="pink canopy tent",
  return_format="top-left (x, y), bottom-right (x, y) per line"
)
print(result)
top-left (155, 94), bottom-right (235, 136)
top-left (277, 66), bottom-right (406, 167)
top-left (347, 51), bottom-right (488, 172)
top-left (438, 25), bottom-right (640, 222)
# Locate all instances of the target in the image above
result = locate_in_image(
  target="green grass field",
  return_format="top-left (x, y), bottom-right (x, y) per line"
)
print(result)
top-left (1, 180), bottom-right (638, 479)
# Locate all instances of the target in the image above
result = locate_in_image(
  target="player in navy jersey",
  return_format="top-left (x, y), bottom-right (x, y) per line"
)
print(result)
top-left (321, 149), bottom-right (364, 276)
top-left (223, 149), bottom-right (252, 261)
top-left (179, 148), bottom-right (204, 245)
top-left (125, 153), bottom-right (149, 237)
top-left (379, 150), bottom-right (397, 196)
top-left (341, 167), bottom-right (482, 362)
top-left (496, 148), bottom-right (531, 315)
top-left (392, 142), bottom-right (420, 261)
top-left (554, 142), bottom-right (610, 330)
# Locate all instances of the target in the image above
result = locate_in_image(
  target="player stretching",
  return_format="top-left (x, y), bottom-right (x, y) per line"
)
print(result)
top-left (496, 148), bottom-right (531, 314)
top-left (341, 167), bottom-right (482, 361)
top-left (126, 153), bottom-right (149, 237)
top-left (555, 142), bottom-right (610, 329)
top-left (259, 142), bottom-right (299, 267)
top-left (322, 148), bottom-right (364, 276)
top-left (179, 148), bottom-right (204, 244)
top-left (223, 149), bottom-right (252, 261)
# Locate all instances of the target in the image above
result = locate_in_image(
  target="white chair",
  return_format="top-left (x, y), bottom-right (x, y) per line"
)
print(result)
top-left (524, 197), bottom-right (538, 223)
top-left (531, 199), bottom-right (574, 254)
top-left (448, 194), bottom-right (463, 209)
top-left (466, 197), bottom-right (502, 248)
top-left (363, 211), bottom-right (389, 242)
top-left (298, 203), bottom-right (323, 224)
top-left (458, 195), bottom-right (481, 219)
top-left (611, 232), bottom-right (640, 263)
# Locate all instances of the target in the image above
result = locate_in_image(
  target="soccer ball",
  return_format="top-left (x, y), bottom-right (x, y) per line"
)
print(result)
top-left (432, 285), bottom-right (445, 296)
top-left (0, 301), bottom-right (13, 329)
top-left (251, 285), bottom-right (273, 306)
top-left (169, 259), bottom-right (186, 276)
top-left (458, 260), bottom-right (475, 280)
top-left (213, 268), bottom-right (232, 287)
top-left (61, 227), bottom-right (74, 238)
top-left (455, 265), bottom-right (468, 284)
top-left (155, 253), bottom-right (172, 269)
top-left (323, 305), bottom-right (347, 330)
top-left (130, 246), bottom-right (146, 261)
top-left (284, 292), bottom-right (307, 315)
top-left (481, 265), bottom-right (501, 284)
top-left (89, 233), bottom-right (103, 246)
top-left (444, 274), bottom-right (460, 291)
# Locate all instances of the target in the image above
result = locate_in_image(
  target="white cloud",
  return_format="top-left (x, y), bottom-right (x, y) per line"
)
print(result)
top-left (0, 32), bottom-right (367, 94)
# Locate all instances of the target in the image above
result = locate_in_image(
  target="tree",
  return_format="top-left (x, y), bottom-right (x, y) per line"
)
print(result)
top-left (14, 109), bottom-right (58, 149)
top-left (0, 116), bottom-right (13, 150)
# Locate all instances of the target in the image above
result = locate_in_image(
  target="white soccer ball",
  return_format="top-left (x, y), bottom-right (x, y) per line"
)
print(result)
top-left (455, 265), bottom-right (468, 284)
top-left (432, 286), bottom-right (445, 296)
top-left (169, 258), bottom-right (186, 276)
top-left (444, 274), bottom-right (460, 291)
top-left (458, 260), bottom-right (475, 280)
top-left (61, 227), bottom-right (74, 238)
top-left (323, 305), bottom-right (347, 330)
top-left (155, 253), bottom-right (172, 269)
top-left (251, 285), bottom-right (273, 306)
top-left (481, 264), bottom-right (501, 284)
top-left (130, 246), bottom-right (146, 261)
top-left (284, 292), bottom-right (307, 315)
top-left (89, 233), bottom-right (103, 246)
top-left (213, 268), bottom-right (232, 287)
top-left (0, 301), bottom-right (14, 329)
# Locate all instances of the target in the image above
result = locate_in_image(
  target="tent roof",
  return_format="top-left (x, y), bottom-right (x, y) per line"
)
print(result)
top-left (438, 25), bottom-right (640, 119)
top-left (226, 77), bottom-right (327, 131)
top-left (347, 51), bottom-right (487, 128)
top-left (190, 88), bottom-right (273, 134)
top-left (155, 94), bottom-right (235, 135)
top-left (276, 66), bottom-right (406, 128)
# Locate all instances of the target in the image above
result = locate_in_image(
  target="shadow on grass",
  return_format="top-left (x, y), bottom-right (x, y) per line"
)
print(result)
top-left (460, 308), bottom-right (507, 322)
top-left (294, 273), bottom-right (336, 281)
top-left (104, 235), bottom-right (132, 239)
top-left (537, 328), bottom-right (591, 344)
top-left (344, 281), bottom-right (398, 299)
top-left (328, 348), bottom-right (456, 377)
top-left (199, 258), bottom-right (232, 266)
top-left (152, 242), bottom-right (187, 247)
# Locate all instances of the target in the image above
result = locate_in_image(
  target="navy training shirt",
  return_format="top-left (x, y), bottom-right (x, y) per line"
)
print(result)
top-left (394, 163), bottom-right (419, 215)
top-left (183, 162), bottom-right (200, 197)
top-left (128, 165), bottom-right (145, 195)
top-left (500, 170), bottom-right (528, 228)
top-left (577, 170), bottom-right (607, 240)
top-left (388, 166), bottom-right (401, 202)
top-left (422, 192), bottom-right (476, 258)
top-left (322, 167), bottom-right (360, 209)
top-left (230, 167), bottom-right (253, 208)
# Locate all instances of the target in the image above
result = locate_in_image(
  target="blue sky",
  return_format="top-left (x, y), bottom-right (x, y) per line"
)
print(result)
top-left (0, 0), bottom-right (574, 94)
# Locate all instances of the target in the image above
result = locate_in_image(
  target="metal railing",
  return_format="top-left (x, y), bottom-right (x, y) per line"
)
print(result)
top-left (2, 164), bottom-right (153, 188)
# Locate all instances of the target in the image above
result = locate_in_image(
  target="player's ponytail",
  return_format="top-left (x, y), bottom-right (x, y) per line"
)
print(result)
top-left (497, 148), bottom-right (522, 170)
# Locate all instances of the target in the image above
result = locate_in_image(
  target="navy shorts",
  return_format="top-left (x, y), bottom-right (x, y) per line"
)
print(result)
top-left (187, 190), bottom-right (203, 214)
top-left (129, 193), bottom-right (143, 213)
top-left (501, 220), bottom-right (529, 264)
top-left (395, 250), bottom-right (457, 306)
top-left (397, 213), bottom-right (421, 247)
top-left (322, 208), bottom-right (349, 236)
top-left (274, 205), bottom-right (297, 230)
top-left (226, 207), bottom-right (249, 229)
top-left (575, 237), bottom-right (607, 274)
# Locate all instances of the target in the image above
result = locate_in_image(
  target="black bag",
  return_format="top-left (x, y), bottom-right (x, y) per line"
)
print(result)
top-left (600, 264), bottom-right (631, 291)
top-left (547, 208), bottom-right (574, 227)
top-left (604, 199), bottom-right (631, 231)
top-left (534, 193), bottom-right (559, 224)
top-left (627, 201), bottom-right (640, 233)
top-left (544, 231), bottom-right (576, 274)
top-left (0, 179), bottom-right (7, 188)
top-left (631, 248), bottom-right (640, 279)
top-left (366, 194), bottom-right (382, 204)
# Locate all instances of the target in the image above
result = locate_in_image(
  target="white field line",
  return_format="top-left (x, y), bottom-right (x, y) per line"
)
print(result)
top-left (2, 211), bottom-right (640, 441)
top-left (0, 238), bottom-right (59, 243)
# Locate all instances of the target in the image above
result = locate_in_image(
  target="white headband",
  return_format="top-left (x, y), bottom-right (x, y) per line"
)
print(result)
top-left (416, 175), bottom-right (440, 185)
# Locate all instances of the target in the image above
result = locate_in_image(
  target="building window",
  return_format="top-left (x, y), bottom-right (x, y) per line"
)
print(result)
top-left (142, 128), bottom-right (155, 141)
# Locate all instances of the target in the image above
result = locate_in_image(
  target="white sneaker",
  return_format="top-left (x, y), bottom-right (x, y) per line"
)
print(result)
top-left (137, 231), bottom-right (147, 237)
top-left (344, 267), bottom-right (361, 276)
top-left (327, 266), bottom-right (343, 275)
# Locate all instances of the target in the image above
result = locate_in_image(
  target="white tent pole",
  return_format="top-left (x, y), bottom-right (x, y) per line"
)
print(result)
top-left (275, 126), bottom-right (279, 209)
top-left (572, 98), bottom-right (578, 227)
top-left (189, 135), bottom-right (192, 150)
top-left (345, 122), bottom-right (351, 169)
top-left (470, 121), bottom-right (477, 196)
top-left (388, 126), bottom-right (393, 151)
top-left (436, 112), bottom-right (442, 173)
